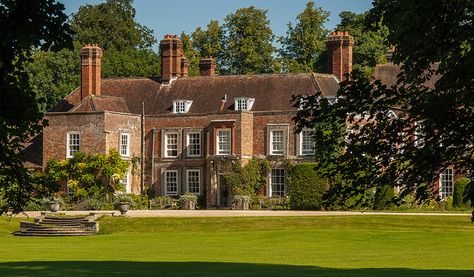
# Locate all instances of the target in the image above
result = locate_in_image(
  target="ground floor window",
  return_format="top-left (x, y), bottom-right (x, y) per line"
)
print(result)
top-left (164, 170), bottom-right (178, 195)
top-left (120, 171), bottom-right (131, 193)
top-left (439, 168), bottom-right (454, 199)
top-left (270, 168), bottom-right (285, 197)
top-left (186, 169), bottom-right (201, 195)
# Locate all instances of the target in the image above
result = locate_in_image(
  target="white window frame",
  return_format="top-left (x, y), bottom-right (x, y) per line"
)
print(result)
top-left (164, 132), bottom-right (179, 158)
top-left (216, 128), bottom-right (232, 156)
top-left (164, 170), bottom-right (179, 196)
top-left (234, 97), bottom-right (255, 111)
top-left (173, 100), bottom-right (193, 114)
top-left (119, 132), bottom-right (130, 157)
top-left (186, 169), bottom-right (201, 195)
top-left (186, 132), bottom-right (201, 157)
top-left (270, 168), bottom-right (286, 197)
top-left (299, 129), bottom-right (315, 156)
top-left (120, 170), bottom-right (131, 193)
top-left (66, 131), bottom-right (80, 158)
top-left (439, 168), bottom-right (454, 199)
top-left (270, 130), bottom-right (285, 155)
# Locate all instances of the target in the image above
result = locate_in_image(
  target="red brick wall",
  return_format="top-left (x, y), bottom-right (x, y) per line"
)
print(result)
top-left (43, 112), bottom-right (106, 167)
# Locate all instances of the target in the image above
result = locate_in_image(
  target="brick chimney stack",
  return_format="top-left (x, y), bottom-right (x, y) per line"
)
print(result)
top-left (81, 44), bottom-right (103, 99)
top-left (327, 31), bottom-right (354, 81)
top-left (199, 57), bottom-right (216, 76)
top-left (160, 34), bottom-right (186, 81)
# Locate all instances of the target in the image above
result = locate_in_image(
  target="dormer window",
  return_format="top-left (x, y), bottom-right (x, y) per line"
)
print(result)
top-left (173, 100), bottom-right (192, 113)
top-left (234, 97), bottom-right (255, 111)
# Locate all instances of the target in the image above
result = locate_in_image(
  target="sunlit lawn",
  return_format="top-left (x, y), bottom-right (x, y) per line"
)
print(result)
top-left (0, 215), bottom-right (473, 276)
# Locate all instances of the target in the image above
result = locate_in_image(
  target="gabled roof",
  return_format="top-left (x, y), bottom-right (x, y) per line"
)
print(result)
top-left (53, 73), bottom-right (339, 115)
top-left (70, 95), bottom-right (130, 113)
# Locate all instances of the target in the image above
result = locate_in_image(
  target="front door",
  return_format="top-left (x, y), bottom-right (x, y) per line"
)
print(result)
top-left (217, 175), bottom-right (231, 207)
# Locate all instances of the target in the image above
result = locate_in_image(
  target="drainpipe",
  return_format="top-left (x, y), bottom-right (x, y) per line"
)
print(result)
top-left (141, 102), bottom-right (145, 193)
top-left (150, 128), bottom-right (156, 187)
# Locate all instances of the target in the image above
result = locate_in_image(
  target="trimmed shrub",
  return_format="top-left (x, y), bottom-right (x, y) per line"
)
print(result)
top-left (453, 177), bottom-right (470, 208)
top-left (373, 185), bottom-right (395, 210)
top-left (288, 163), bottom-right (329, 210)
top-left (130, 194), bottom-right (149, 210)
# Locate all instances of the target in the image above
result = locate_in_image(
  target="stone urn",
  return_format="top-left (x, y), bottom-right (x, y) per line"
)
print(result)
top-left (48, 201), bottom-right (60, 212)
top-left (117, 202), bottom-right (130, 215)
top-left (180, 199), bottom-right (196, 210)
top-left (232, 196), bottom-right (251, 210)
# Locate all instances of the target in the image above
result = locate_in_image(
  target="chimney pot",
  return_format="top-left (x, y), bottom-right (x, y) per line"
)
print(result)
top-left (160, 34), bottom-right (185, 81)
top-left (199, 57), bottom-right (216, 76)
top-left (80, 44), bottom-right (103, 100)
top-left (327, 31), bottom-right (354, 81)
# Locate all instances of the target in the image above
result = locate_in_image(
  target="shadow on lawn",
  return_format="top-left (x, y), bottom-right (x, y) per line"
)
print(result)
top-left (0, 261), bottom-right (472, 277)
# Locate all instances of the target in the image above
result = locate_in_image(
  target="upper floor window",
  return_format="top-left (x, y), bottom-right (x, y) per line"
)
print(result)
top-left (234, 97), bottom-right (255, 111)
top-left (300, 129), bottom-right (315, 155)
top-left (439, 168), bottom-right (454, 199)
top-left (120, 133), bottom-right (130, 157)
top-left (186, 132), bottom-right (201, 157)
top-left (173, 100), bottom-right (193, 114)
top-left (216, 128), bottom-right (231, 155)
top-left (67, 131), bottom-right (80, 158)
top-left (164, 132), bottom-right (179, 158)
top-left (270, 130), bottom-right (284, 155)
top-left (164, 170), bottom-right (178, 196)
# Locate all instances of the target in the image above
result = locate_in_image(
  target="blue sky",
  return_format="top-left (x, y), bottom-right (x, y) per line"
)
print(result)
top-left (62, 0), bottom-right (373, 51)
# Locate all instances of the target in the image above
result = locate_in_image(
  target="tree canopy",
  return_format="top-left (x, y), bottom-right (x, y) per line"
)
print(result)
top-left (221, 6), bottom-right (278, 75)
top-left (278, 1), bottom-right (330, 73)
top-left (337, 11), bottom-right (389, 76)
top-left (71, 0), bottom-right (155, 51)
top-left (26, 0), bottom-right (160, 112)
top-left (295, 0), bottom-right (474, 205)
top-left (0, 0), bottom-right (73, 213)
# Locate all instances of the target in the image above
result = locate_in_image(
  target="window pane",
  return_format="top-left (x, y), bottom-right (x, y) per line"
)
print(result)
top-left (165, 171), bottom-right (178, 195)
top-left (120, 133), bottom-right (129, 156)
top-left (187, 170), bottom-right (200, 194)
top-left (217, 129), bottom-right (231, 155)
top-left (301, 130), bottom-right (314, 155)
top-left (187, 132), bottom-right (201, 157)
top-left (271, 169), bottom-right (285, 197)
top-left (165, 133), bottom-right (178, 157)
top-left (271, 130), bottom-right (284, 155)
top-left (68, 133), bottom-right (80, 157)
top-left (440, 168), bottom-right (454, 199)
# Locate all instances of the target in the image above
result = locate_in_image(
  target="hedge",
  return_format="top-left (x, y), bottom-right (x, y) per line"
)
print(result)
top-left (288, 163), bottom-right (329, 210)
top-left (453, 177), bottom-right (471, 208)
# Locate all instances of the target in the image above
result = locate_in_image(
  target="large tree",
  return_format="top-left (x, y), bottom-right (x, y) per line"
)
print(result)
top-left (221, 6), bottom-right (278, 75)
top-left (337, 11), bottom-right (389, 76)
top-left (0, 0), bottom-right (72, 213)
top-left (71, 0), bottom-right (155, 51)
top-left (191, 20), bottom-right (224, 73)
top-left (279, 1), bottom-right (330, 73)
top-left (295, 1), bottom-right (474, 207)
top-left (26, 0), bottom-right (160, 112)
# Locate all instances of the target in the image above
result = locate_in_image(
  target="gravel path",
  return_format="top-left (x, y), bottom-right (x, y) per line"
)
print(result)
top-left (8, 210), bottom-right (472, 218)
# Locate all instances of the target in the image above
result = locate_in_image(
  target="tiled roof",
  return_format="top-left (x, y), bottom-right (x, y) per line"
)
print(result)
top-left (71, 95), bottom-right (130, 113)
top-left (54, 73), bottom-right (339, 115)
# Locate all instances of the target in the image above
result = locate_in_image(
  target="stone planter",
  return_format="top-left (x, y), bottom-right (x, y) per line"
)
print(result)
top-left (180, 199), bottom-right (196, 210)
top-left (232, 198), bottom-right (250, 210)
top-left (48, 201), bottom-right (60, 212)
top-left (117, 202), bottom-right (130, 215)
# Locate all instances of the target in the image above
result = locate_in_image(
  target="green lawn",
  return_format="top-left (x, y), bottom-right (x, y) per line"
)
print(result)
top-left (0, 215), bottom-right (473, 276)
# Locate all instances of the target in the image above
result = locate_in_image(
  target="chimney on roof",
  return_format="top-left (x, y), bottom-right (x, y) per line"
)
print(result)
top-left (160, 34), bottom-right (186, 81)
top-left (80, 44), bottom-right (103, 99)
top-left (199, 57), bottom-right (216, 76)
top-left (327, 31), bottom-right (354, 81)
top-left (180, 57), bottom-right (189, 77)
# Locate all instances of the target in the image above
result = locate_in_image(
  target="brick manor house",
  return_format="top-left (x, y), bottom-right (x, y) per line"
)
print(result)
top-left (24, 31), bottom-right (458, 207)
